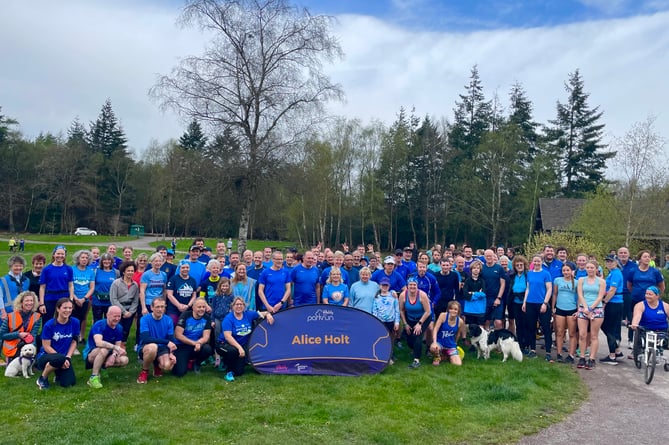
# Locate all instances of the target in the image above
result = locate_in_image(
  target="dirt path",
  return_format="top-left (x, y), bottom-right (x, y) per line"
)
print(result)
top-left (518, 327), bottom-right (669, 444)
top-left (0, 236), bottom-right (159, 251)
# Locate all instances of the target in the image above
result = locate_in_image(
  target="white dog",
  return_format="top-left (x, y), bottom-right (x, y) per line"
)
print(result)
top-left (4, 344), bottom-right (37, 378)
top-left (468, 325), bottom-right (523, 362)
top-left (487, 329), bottom-right (523, 362)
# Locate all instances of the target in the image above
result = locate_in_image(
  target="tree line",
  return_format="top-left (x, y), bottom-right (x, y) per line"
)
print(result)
top-left (2, 0), bottom-right (665, 253)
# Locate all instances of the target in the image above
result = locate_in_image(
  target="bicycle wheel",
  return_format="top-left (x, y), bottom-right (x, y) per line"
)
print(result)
top-left (633, 330), bottom-right (642, 369)
top-left (644, 348), bottom-right (656, 385)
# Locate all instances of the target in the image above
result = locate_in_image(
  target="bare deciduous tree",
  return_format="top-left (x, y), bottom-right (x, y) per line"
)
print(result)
top-left (150, 0), bottom-right (343, 251)
top-left (613, 115), bottom-right (667, 245)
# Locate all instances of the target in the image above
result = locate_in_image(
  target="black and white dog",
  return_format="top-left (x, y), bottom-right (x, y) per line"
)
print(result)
top-left (468, 325), bottom-right (523, 362)
top-left (4, 344), bottom-right (37, 378)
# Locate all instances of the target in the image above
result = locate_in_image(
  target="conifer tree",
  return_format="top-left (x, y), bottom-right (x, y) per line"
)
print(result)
top-left (547, 70), bottom-right (613, 197)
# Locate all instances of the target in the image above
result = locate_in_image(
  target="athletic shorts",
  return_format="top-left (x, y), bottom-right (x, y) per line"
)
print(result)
top-left (485, 301), bottom-right (504, 321)
top-left (138, 344), bottom-right (170, 361)
top-left (577, 307), bottom-right (604, 320)
top-left (555, 307), bottom-right (577, 317)
top-left (435, 344), bottom-right (458, 356)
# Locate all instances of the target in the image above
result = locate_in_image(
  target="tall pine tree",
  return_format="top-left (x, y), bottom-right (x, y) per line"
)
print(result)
top-left (179, 119), bottom-right (208, 151)
top-left (547, 70), bottom-right (613, 197)
top-left (87, 99), bottom-right (128, 159)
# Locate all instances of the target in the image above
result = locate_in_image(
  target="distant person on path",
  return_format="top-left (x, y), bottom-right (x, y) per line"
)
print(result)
top-left (19, 239), bottom-right (25, 252)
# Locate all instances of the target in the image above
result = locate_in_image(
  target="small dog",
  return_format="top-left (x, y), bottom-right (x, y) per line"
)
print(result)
top-left (4, 344), bottom-right (37, 378)
top-left (468, 324), bottom-right (493, 359)
top-left (487, 329), bottom-right (523, 362)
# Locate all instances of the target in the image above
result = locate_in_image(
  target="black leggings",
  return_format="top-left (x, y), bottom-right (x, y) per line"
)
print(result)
top-left (35, 353), bottom-right (76, 387)
top-left (172, 343), bottom-right (213, 377)
top-left (216, 342), bottom-right (247, 376)
top-left (522, 303), bottom-right (552, 353)
top-left (405, 319), bottom-right (425, 360)
top-left (602, 302), bottom-right (623, 353)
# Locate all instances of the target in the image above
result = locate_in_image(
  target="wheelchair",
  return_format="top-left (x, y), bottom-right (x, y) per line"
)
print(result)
top-left (632, 326), bottom-right (669, 385)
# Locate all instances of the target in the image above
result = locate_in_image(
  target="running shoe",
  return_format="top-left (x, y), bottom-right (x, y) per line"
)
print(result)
top-left (137, 369), bottom-right (149, 384)
top-left (408, 360), bottom-right (421, 369)
top-left (153, 365), bottom-right (163, 377)
top-left (599, 356), bottom-right (618, 365)
top-left (585, 359), bottom-right (594, 370)
top-left (36, 376), bottom-right (50, 390)
top-left (577, 357), bottom-right (586, 368)
top-left (225, 371), bottom-right (235, 382)
top-left (545, 353), bottom-right (554, 363)
top-left (565, 355), bottom-right (575, 364)
top-left (527, 350), bottom-right (537, 358)
top-left (88, 375), bottom-right (103, 389)
top-left (555, 353), bottom-right (564, 363)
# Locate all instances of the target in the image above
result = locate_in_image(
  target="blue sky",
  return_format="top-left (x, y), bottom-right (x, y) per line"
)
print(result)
top-left (1, 0), bottom-right (668, 155)
top-left (298, 0), bottom-right (669, 30)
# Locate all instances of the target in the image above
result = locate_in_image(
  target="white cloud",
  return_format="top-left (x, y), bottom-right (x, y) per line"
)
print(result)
top-left (1, 1), bottom-right (667, 155)
top-left (327, 12), bottom-right (669, 145)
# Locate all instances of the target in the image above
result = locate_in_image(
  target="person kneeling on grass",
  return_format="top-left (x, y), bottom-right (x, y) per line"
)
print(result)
top-left (430, 300), bottom-right (466, 366)
top-left (83, 305), bottom-right (129, 389)
top-left (35, 297), bottom-right (79, 390)
top-left (173, 298), bottom-right (213, 376)
top-left (137, 297), bottom-right (176, 384)
top-left (215, 296), bottom-right (274, 382)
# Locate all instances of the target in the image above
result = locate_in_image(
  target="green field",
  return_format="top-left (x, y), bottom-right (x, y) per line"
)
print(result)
top-left (0, 340), bottom-right (585, 445)
top-left (0, 234), bottom-right (586, 444)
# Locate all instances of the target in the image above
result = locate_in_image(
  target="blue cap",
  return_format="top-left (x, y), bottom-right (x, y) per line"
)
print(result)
top-left (647, 286), bottom-right (660, 295)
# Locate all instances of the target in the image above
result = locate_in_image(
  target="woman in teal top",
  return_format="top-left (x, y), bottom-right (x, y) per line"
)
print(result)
top-left (576, 260), bottom-right (606, 370)
top-left (600, 256), bottom-right (625, 364)
top-left (552, 263), bottom-right (577, 363)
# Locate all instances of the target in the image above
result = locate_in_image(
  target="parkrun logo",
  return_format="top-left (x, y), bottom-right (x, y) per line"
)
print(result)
top-left (306, 309), bottom-right (335, 322)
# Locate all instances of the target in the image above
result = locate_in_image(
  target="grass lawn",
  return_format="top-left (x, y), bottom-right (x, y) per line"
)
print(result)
top-left (0, 234), bottom-right (587, 444)
top-left (0, 339), bottom-right (586, 445)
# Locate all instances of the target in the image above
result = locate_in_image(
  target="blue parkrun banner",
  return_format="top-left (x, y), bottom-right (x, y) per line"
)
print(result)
top-left (248, 305), bottom-right (393, 376)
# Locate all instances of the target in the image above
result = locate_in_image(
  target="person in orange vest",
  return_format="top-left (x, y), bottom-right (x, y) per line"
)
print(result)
top-left (0, 291), bottom-right (41, 365)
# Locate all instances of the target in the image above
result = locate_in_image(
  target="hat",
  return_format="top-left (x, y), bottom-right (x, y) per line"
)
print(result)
top-left (379, 277), bottom-right (391, 285)
top-left (189, 245), bottom-right (201, 251)
top-left (384, 256), bottom-right (395, 264)
top-left (203, 246), bottom-right (212, 252)
top-left (394, 249), bottom-right (403, 255)
top-left (647, 286), bottom-right (660, 295)
top-left (403, 246), bottom-right (412, 252)
top-left (166, 249), bottom-right (175, 256)
top-left (407, 276), bottom-right (418, 284)
top-left (604, 254), bottom-right (616, 262)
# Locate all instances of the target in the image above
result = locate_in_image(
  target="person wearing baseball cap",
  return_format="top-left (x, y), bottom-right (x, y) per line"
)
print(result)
top-left (371, 255), bottom-right (406, 294)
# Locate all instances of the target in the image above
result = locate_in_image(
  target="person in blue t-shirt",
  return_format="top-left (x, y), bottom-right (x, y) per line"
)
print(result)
top-left (93, 253), bottom-right (119, 323)
top-left (290, 251), bottom-right (320, 306)
top-left (83, 306), bottom-right (128, 389)
top-left (71, 249), bottom-right (95, 342)
top-left (258, 252), bottom-right (291, 313)
top-left (173, 298), bottom-right (213, 376)
top-left (38, 246), bottom-right (74, 324)
top-left (600, 255), bottom-right (625, 364)
top-left (137, 297), bottom-right (177, 384)
top-left (216, 296), bottom-right (274, 381)
top-left (481, 250), bottom-right (506, 330)
top-left (522, 255), bottom-right (553, 360)
top-left (322, 267), bottom-right (349, 306)
top-left (35, 298), bottom-right (79, 389)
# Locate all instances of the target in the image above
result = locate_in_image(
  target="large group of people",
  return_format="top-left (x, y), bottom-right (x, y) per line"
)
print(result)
top-left (1, 238), bottom-right (668, 389)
